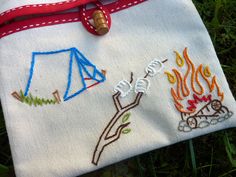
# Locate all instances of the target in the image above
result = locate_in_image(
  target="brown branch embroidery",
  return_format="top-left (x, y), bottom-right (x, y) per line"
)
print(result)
top-left (92, 59), bottom-right (167, 165)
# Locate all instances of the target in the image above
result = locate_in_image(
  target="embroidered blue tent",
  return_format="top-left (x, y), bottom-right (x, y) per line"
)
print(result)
top-left (24, 47), bottom-right (106, 101)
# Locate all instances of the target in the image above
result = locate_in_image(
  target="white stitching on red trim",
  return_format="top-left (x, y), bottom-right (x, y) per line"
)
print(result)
top-left (0, 0), bottom-right (79, 16)
top-left (0, 0), bottom-right (145, 37)
top-left (81, 6), bottom-right (95, 30)
top-left (0, 16), bottom-right (82, 37)
top-left (110, 0), bottom-right (144, 13)
top-left (97, 4), bottom-right (109, 24)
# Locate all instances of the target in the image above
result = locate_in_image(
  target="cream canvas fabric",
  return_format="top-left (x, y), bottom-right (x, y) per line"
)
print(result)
top-left (0, 0), bottom-right (236, 177)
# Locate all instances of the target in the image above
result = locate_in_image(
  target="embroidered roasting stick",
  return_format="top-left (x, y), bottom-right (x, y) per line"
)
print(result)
top-left (92, 59), bottom-right (167, 165)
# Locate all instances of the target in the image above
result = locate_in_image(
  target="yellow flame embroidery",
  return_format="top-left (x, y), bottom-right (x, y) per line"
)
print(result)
top-left (174, 51), bottom-right (184, 67)
top-left (203, 66), bottom-right (211, 77)
top-left (164, 71), bottom-right (176, 84)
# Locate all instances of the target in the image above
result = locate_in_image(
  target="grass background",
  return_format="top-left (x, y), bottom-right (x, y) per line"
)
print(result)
top-left (0, 0), bottom-right (236, 176)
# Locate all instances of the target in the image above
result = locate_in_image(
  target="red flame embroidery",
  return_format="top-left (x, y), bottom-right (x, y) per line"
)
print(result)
top-left (187, 94), bottom-right (212, 111)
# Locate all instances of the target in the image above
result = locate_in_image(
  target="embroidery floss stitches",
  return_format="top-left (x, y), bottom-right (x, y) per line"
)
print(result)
top-left (11, 90), bottom-right (59, 106)
top-left (165, 47), bottom-right (233, 132)
top-left (134, 78), bottom-right (150, 93)
top-left (145, 59), bottom-right (164, 77)
top-left (114, 80), bottom-right (133, 97)
top-left (164, 71), bottom-right (176, 84)
top-left (92, 59), bottom-right (167, 166)
top-left (12, 47), bottom-right (106, 106)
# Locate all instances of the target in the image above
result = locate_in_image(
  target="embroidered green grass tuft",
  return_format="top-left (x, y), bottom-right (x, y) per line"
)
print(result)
top-left (19, 90), bottom-right (57, 106)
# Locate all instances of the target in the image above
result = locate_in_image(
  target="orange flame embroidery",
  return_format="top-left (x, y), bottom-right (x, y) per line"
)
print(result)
top-left (167, 48), bottom-right (224, 113)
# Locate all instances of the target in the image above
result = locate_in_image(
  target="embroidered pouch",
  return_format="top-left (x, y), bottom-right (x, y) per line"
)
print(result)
top-left (0, 0), bottom-right (235, 176)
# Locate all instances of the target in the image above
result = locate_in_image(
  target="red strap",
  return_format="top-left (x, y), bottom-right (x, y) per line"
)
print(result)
top-left (0, 0), bottom-right (146, 38)
top-left (79, 1), bottom-right (111, 35)
top-left (0, 0), bottom-right (96, 25)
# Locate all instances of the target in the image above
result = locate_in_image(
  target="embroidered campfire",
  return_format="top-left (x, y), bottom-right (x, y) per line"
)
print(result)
top-left (92, 58), bottom-right (167, 165)
top-left (165, 48), bottom-right (233, 132)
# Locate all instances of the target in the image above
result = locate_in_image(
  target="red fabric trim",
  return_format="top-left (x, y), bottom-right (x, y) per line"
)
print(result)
top-left (0, 0), bottom-right (146, 38)
top-left (0, 0), bottom-right (96, 25)
top-left (0, 12), bottom-right (82, 38)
